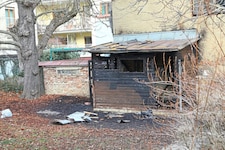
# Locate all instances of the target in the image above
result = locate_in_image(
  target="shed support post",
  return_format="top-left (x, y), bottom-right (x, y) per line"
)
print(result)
top-left (88, 60), bottom-right (94, 106)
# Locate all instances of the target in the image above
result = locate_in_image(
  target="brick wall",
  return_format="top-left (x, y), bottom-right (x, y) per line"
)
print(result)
top-left (42, 66), bottom-right (90, 97)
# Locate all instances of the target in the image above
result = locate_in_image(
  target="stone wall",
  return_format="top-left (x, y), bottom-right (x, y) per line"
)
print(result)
top-left (42, 66), bottom-right (89, 97)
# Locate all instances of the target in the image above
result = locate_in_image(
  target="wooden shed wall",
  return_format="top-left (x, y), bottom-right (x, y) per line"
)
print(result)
top-left (92, 69), bottom-right (156, 111)
top-left (90, 45), bottom-right (198, 111)
top-left (91, 53), bottom-right (158, 111)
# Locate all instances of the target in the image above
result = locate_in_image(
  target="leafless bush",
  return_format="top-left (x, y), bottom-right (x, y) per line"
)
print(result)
top-left (184, 61), bottom-right (225, 149)
top-left (174, 71), bottom-right (225, 149)
top-left (140, 53), bottom-right (225, 149)
top-left (139, 54), bottom-right (199, 110)
top-left (175, 62), bottom-right (224, 149)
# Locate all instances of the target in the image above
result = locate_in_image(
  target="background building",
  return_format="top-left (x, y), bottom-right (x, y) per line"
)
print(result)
top-left (36, 0), bottom-right (113, 58)
top-left (111, 0), bottom-right (225, 65)
top-left (0, 1), bottom-right (19, 80)
top-left (91, 0), bottom-right (113, 46)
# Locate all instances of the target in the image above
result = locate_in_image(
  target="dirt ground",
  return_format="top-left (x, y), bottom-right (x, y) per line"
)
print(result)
top-left (0, 91), bottom-right (176, 150)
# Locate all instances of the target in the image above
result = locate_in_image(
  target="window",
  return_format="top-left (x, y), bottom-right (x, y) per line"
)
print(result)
top-left (83, 5), bottom-right (91, 16)
top-left (85, 36), bottom-right (92, 47)
top-left (100, 2), bottom-right (111, 16)
top-left (120, 59), bottom-right (144, 72)
top-left (94, 54), bottom-right (117, 69)
top-left (193, 0), bottom-right (225, 16)
top-left (5, 7), bottom-right (15, 28)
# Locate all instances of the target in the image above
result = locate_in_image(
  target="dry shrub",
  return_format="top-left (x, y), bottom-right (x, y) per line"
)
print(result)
top-left (171, 61), bottom-right (225, 149)
top-left (144, 55), bottom-right (225, 149)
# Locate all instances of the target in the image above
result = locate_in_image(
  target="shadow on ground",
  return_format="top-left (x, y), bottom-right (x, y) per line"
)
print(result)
top-left (36, 96), bottom-right (174, 130)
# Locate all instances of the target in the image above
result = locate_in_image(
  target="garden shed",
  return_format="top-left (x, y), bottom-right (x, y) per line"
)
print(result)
top-left (86, 30), bottom-right (200, 112)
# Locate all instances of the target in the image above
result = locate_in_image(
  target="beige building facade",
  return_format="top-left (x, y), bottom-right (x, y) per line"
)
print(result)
top-left (112, 0), bottom-right (225, 64)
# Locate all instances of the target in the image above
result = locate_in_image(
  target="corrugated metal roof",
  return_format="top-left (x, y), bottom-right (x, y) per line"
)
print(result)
top-left (38, 57), bottom-right (91, 67)
top-left (85, 38), bottom-right (199, 54)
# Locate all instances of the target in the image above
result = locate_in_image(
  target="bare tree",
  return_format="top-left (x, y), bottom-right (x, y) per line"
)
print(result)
top-left (0, 0), bottom-right (93, 99)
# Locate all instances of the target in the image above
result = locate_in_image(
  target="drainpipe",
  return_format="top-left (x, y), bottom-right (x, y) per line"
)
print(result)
top-left (178, 59), bottom-right (182, 112)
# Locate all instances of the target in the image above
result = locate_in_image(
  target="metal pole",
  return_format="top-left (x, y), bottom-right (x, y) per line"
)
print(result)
top-left (50, 49), bottom-right (53, 61)
top-left (178, 59), bottom-right (182, 112)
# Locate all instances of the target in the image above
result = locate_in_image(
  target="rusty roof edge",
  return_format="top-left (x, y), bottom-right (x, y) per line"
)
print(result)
top-left (177, 37), bottom-right (200, 50)
top-left (86, 38), bottom-right (199, 53)
top-left (86, 49), bottom-right (178, 53)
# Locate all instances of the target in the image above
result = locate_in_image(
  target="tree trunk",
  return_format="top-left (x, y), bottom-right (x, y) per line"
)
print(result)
top-left (17, 2), bottom-right (42, 99)
top-left (13, 0), bottom-right (87, 99)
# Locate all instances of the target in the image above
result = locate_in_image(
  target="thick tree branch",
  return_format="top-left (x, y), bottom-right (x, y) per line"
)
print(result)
top-left (0, 29), bottom-right (21, 49)
top-left (15, 0), bottom-right (40, 8)
top-left (36, 9), bottom-right (65, 20)
top-left (37, 1), bottom-right (90, 52)
top-left (0, 47), bottom-right (18, 51)
top-left (0, 0), bottom-right (15, 9)
top-left (0, 40), bottom-right (21, 49)
top-left (0, 30), bottom-right (19, 42)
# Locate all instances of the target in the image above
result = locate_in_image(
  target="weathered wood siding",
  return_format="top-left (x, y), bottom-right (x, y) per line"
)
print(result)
top-left (91, 53), bottom-right (157, 111)
top-left (90, 45), bottom-right (197, 111)
top-left (93, 70), bottom-right (155, 110)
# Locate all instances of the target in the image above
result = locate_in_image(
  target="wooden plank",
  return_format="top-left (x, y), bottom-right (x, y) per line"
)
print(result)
top-left (94, 81), bottom-right (150, 90)
top-left (83, 111), bottom-right (98, 116)
top-left (94, 103), bottom-right (158, 111)
top-left (95, 102), bottom-right (145, 107)
top-left (95, 103), bottom-right (157, 108)
top-left (95, 96), bottom-right (144, 103)
top-left (94, 90), bottom-right (150, 98)
top-left (95, 99), bottom-right (157, 106)
top-left (94, 88), bottom-right (150, 96)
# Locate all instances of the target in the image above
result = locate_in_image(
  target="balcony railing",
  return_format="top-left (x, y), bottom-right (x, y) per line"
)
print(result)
top-left (37, 17), bottom-right (91, 34)
top-left (41, 0), bottom-right (88, 2)
top-left (50, 44), bottom-right (91, 48)
top-left (41, 0), bottom-right (69, 3)
top-left (48, 44), bottom-right (92, 60)
top-left (41, 0), bottom-right (88, 5)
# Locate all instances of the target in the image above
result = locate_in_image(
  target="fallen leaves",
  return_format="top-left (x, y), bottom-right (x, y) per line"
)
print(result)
top-left (0, 91), bottom-right (175, 149)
